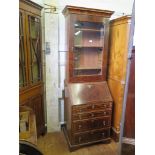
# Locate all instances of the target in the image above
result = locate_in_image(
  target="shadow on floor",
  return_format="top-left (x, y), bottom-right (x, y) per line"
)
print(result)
top-left (122, 143), bottom-right (135, 155)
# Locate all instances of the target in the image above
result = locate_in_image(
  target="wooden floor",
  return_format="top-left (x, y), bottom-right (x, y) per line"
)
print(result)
top-left (37, 131), bottom-right (119, 155)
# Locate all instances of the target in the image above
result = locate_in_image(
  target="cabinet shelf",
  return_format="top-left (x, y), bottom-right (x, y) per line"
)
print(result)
top-left (74, 67), bottom-right (101, 70)
top-left (74, 45), bottom-right (103, 48)
top-left (75, 28), bottom-right (103, 32)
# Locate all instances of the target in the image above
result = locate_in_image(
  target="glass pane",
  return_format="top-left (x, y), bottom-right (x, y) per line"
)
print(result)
top-left (19, 12), bottom-right (27, 88)
top-left (28, 16), bottom-right (42, 84)
top-left (73, 21), bottom-right (104, 76)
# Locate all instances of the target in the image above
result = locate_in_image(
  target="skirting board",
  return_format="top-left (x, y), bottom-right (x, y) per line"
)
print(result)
top-left (122, 137), bottom-right (135, 145)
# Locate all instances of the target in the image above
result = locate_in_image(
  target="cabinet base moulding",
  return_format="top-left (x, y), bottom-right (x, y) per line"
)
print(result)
top-left (111, 127), bottom-right (120, 142)
top-left (62, 126), bottom-right (111, 151)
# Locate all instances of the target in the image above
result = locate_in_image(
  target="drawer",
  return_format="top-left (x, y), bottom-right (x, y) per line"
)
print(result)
top-left (72, 116), bottom-right (111, 133)
top-left (90, 128), bottom-right (110, 141)
top-left (72, 102), bottom-right (112, 113)
top-left (72, 128), bottom-right (110, 145)
top-left (72, 110), bottom-right (112, 121)
top-left (72, 131), bottom-right (89, 145)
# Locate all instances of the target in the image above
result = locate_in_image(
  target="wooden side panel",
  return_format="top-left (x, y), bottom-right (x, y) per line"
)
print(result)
top-left (30, 94), bottom-right (45, 137)
top-left (20, 85), bottom-right (45, 137)
top-left (107, 16), bottom-right (131, 138)
top-left (123, 49), bottom-right (135, 138)
top-left (64, 85), bottom-right (72, 141)
top-left (108, 79), bottom-right (124, 132)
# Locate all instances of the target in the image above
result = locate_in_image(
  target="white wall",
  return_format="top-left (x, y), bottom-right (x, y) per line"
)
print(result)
top-left (44, 0), bottom-right (60, 132)
top-left (30, 0), bottom-right (60, 132)
top-left (31, 0), bottom-right (44, 5)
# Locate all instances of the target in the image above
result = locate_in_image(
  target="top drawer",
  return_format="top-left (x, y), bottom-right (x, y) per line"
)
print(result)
top-left (72, 102), bottom-right (112, 113)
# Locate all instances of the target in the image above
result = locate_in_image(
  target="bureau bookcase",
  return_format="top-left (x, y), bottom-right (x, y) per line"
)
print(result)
top-left (63, 5), bottom-right (114, 150)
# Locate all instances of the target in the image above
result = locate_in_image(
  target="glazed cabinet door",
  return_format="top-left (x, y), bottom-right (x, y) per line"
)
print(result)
top-left (26, 14), bottom-right (42, 85)
top-left (68, 14), bottom-right (110, 82)
top-left (19, 11), bottom-right (29, 89)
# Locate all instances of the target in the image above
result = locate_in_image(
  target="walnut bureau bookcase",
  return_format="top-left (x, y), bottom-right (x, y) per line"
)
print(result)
top-left (19, 0), bottom-right (45, 137)
top-left (62, 5), bottom-right (114, 150)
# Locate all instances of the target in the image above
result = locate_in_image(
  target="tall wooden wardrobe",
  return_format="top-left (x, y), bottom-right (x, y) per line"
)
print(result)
top-left (108, 16), bottom-right (131, 141)
top-left (63, 5), bottom-right (114, 151)
top-left (19, 0), bottom-right (45, 137)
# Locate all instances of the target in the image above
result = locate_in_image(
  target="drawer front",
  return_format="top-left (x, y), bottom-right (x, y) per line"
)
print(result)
top-left (73, 132), bottom-right (89, 145)
top-left (72, 110), bottom-right (112, 121)
top-left (73, 117), bottom-right (111, 133)
top-left (91, 129), bottom-right (110, 141)
top-left (72, 102), bottom-right (112, 113)
top-left (72, 128), bottom-right (110, 145)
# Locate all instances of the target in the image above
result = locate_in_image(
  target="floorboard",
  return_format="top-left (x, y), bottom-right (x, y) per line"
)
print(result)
top-left (37, 131), bottom-right (119, 155)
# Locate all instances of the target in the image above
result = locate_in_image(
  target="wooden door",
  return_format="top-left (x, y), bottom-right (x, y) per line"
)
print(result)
top-left (107, 16), bottom-right (131, 141)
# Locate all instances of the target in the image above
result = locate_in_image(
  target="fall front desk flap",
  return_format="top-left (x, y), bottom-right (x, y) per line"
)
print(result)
top-left (67, 81), bottom-right (113, 105)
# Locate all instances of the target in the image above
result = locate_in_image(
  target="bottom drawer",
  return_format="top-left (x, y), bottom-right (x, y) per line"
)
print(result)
top-left (72, 128), bottom-right (110, 145)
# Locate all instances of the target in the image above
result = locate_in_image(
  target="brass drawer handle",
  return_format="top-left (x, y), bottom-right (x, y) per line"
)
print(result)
top-left (92, 105), bottom-right (95, 109)
top-left (79, 115), bottom-right (82, 119)
top-left (91, 120), bottom-right (94, 123)
top-left (79, 137), bottom-right (82, 143)
top-left (104, 112), bottom-right (106, 115)
top-left (103, 121), bottom-right (106, 126)
top-left (78, 124), bottom-right (82, 129)
top-left (91, 113), bottom-right (94, 117)
top-left (88, 15), bottom-right (93, 20)
top-left (104, 105), bottom-right (106, 108)
top-left (102, 132), bottom-right (105, 137)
